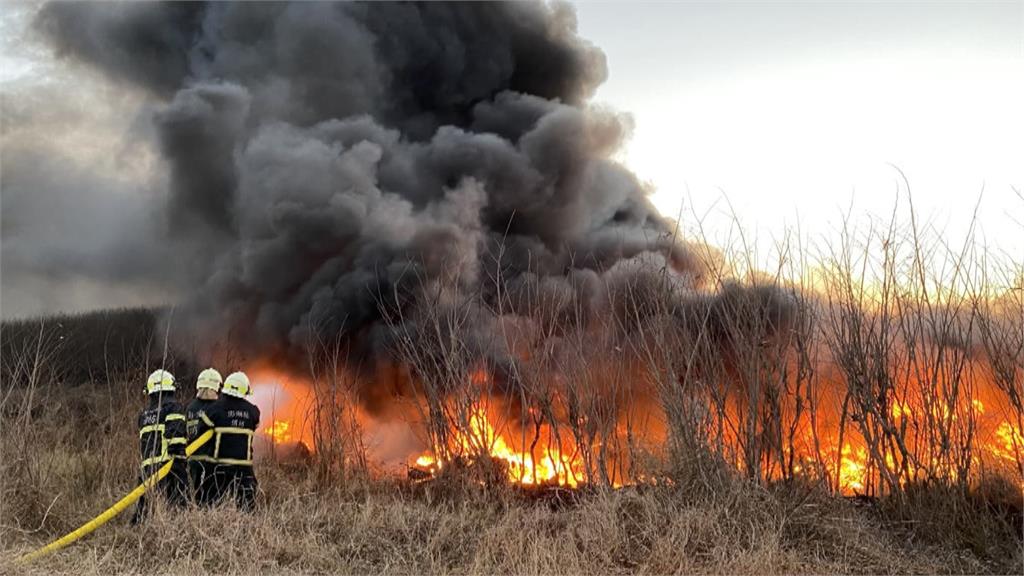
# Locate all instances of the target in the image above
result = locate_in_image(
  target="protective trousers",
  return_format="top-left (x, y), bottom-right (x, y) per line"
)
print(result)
top-left (212, 465), bottom-right (258, 511)
top-left (130, 460), bottom-right (188, 524)
top-left (189, 460), bottom-right (218, 506)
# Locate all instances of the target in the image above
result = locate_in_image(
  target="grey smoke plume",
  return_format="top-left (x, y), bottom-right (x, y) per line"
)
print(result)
top-left (1, 2), bottom-right (174, 318)
top-left (31, 1), bottom-right (713, 378)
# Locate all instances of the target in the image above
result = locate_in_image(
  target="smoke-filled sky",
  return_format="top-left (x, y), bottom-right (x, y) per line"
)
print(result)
top-left (1, 1), bottom-right (1021, 323)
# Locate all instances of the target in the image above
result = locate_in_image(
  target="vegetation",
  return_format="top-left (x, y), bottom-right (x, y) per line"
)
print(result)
top-left (2, 209), bottom-right (1022, 575)
top-left (1, 379), bottom-right (1018, 575)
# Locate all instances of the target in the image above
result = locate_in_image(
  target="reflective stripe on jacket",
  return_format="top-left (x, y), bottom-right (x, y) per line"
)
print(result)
top-left (187, 397), bottom-right (218, 463)
top-left (196, 396), bottom-right (261, 467)
top-left (137, 395), bottom-right (187, 469)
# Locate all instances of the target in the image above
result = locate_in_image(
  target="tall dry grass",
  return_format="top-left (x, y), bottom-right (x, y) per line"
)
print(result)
top-left (2, 202), bottom-right (1022, 574)
top-left (2, 376), bottom-right (1014, 575)
top-left (382, 203), bottom-right (1023, 493)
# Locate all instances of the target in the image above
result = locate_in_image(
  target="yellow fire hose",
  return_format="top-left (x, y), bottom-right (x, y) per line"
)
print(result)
top-left (17, 429), bottom-right (215, 564)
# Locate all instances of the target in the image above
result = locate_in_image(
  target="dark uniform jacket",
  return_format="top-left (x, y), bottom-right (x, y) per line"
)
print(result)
top-left (186, 398), bottom-right (218, 462)
top-left (196, 396), bottom-right (261, 467)
top-left (137, 393), bottom-right (188, 471)
top-left (185, 396), bottom-right (219, 505)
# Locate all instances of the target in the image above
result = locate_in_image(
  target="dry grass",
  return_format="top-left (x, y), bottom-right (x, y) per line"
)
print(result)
top-left (2, 205), bottom-right (1022, 574)
top-left (1, 380), bottom-right (1019, 575)
top-left (0, 468), bottom-right (1002, 574)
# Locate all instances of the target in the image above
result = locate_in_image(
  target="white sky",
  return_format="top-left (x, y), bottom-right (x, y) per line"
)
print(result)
top-left (574, 1), bottom-right (1023, 265)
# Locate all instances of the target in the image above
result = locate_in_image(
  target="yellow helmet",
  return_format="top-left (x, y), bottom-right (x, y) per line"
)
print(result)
top-left (146, 370), bottom-right (176, 394)
top-left (222, 371), bottom-right (251, 398)
top-left (196, 368), bottom-right (223, 391)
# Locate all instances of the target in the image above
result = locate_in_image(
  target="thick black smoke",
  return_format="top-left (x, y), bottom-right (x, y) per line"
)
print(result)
top-left (33, 1), bottom-right (714, 380)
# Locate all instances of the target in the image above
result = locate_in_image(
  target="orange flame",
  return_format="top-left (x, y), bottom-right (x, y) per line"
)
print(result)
top-left (246, 350), bottom-right (1023, 494)
top-left (413, 408), bottom-right (584, 488)
top-left (264, 420), bottom-right (293, 444)
top-left (246, 363), bottom-right (317, 448)
top-left (992, 421), bottom-right (1024, 464)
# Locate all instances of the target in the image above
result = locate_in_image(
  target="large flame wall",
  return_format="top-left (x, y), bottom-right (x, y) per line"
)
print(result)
top-left (243, 286), bottom-right (1023, 495)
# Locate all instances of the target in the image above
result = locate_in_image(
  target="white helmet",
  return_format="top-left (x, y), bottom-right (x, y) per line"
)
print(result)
top-left (146, 370), bottom-right (176, 394)
top-left (196, 368), bottom-right (223, 391)
top-left (222, 371), bottom-right (251, 398)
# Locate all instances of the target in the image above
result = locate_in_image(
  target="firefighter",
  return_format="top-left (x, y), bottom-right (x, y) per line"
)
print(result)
top-left (131, 369), bottom-right (189, 524)
top-left (186, 367), bottom-right (222, 505)
top-left (196, 371), bottom-right (261, 510)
